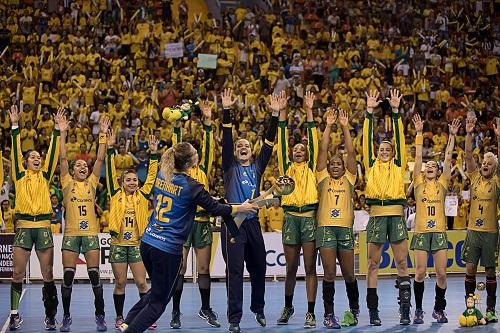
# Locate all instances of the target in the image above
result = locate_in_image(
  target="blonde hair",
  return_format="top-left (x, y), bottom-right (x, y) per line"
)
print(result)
top-left (160, 143), bottom-right (196, 183)
top-left (483, 152), bottom-right (498, 168)
top-left (160, 147), bottom-right (175, 183)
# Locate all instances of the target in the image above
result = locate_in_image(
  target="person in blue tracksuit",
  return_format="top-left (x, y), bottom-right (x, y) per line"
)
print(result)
top-left (220, 88), bottom-right (282, 333)
top-left (117, 142), bottom-right (258, 333)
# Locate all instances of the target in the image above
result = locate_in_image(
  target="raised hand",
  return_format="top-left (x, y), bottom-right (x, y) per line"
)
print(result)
top-left (325, 108), bottom-right (338, 126)
top-left (386, 89), bottom-right (403, 110)
top-left (338, 108), bottom-right (349, 127)
top-left (493, 118), bottom-right (500, 138)
top-left (9, 104), bottom-right (20, 126)
top-left (148, 135), bottom-right (159, 152)
top-left (54, 107), bottom-right (66, 131)
top-left (107, 128), bottom-right (116, 146)
top-left (365, 90), bottom-right (382, 113)
top-left (304, 91), bottom-right (315, 110)
top-left (465, 117), bottom-right (476, 134)
top-left (412, 113), bottom-right (424, 133)
top-left (221, 88), bottom-right (237, 109)
top-left (199, 100), bottom-right (212, 121)
top-left (448, 118), bottom-right (461, 136)
top-left (99, 115), bottom-right (111, 134)
top-left (270, 90), bottom-right (287, 113)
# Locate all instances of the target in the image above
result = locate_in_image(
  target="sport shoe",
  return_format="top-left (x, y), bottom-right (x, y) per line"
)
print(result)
top-left (485, 310), bottom-right (498, 323)
top-left (170, 310), bottom-right (181, 329)
top-left (95, 315), bottom-right (107, 331)
top-left (59, 315), bottom-right (71, 332)
top-left (44, 316), bottom-right (57, 331)
top-left (254, 312), bottom-right (266, 327)
top-left (341, 309), bottom-right (359, 327)
top-left (228, 323), bottom-right (241, 333)
top-left (432, 309), bottom-right (448, 323)
top-left (369, 309), bottom-right (381, 326)
top-left (277, 306), bottom-right (294, 325)
top-left (303, 312), bottom-right (316, 328)
top-left (117, 323), bottom-right (128, 332)
top-left (323, 313), bottom-right (341, 329)
top-left (148, 322), bottom-right (158, 330)
top-left (413, 308), bottom-right (424, 324)
top-left (115, 316), bottom-right (124, 329)
top-left (198, 308), bottom-right (221, 328)
top-left (9, 314), bottom-right (23, 331)
top-left (400, 307), bottom-right (411, 325)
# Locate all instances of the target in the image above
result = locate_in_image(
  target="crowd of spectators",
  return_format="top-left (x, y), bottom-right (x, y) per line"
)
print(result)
top-left (0, 0), bottom-right (498, 234)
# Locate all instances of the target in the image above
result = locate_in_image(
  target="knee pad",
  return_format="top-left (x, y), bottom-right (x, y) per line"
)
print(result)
top-left (398, 276), bottom-right (411, 308)
top-left (87, 267), bottom-right (101, 287)
top-left (63, 268), bottom-right (76, 288)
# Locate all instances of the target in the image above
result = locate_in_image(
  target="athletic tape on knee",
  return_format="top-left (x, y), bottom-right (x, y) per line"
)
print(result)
top-left (87, 267), bottom-right (101, 287)
top-left (63, 268), bottom-right (76, 288)
top-left (398, 276), bottom-right (411, 308)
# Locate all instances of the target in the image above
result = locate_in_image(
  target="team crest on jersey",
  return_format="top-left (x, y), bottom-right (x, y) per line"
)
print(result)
top-left (426, 220), bottom-right (436, 228)
top-left (331, 209), bottom-right (340, 219)
top-left (79, 221), bottom-right (89, 229)
top-left (123, 232), bottom-right (132, 240)
top-left (475, 219), bottom-right (484, 227)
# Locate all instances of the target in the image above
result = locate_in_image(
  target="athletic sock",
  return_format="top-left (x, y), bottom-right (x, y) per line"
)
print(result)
top-left (198, 273), bottom-right (211, 310)
top-left (113, 294), bottom-right (125, 317)
top-left (172, 275), bottom-right (184, 312)
top-left (323, 280), bottom-right (334, 314)
top-left (345, 280), bottom-right (359, 310)
top-left (307, 301), bottom-right (315, 314)
top-left (414, 280), bottom-right (424, 309)
top-left (139, 292), bottom-right (147, 298)
top-left (434, 284), bottom-right (447, 311)
top-left (366, 288), bottom-right (378, 310)
top-left (11, 282), bottom-right (22, 314)
top-left (285, 294), bottom-right (294, 308)
top-left (42, 281), bottom-right (58, 317)
top-left (486, 276), bottom-right (497, 311)
top-left (465, 274), bottom-right (476, 296)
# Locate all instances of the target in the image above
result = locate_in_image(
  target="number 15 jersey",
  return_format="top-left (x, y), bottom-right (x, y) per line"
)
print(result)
top-left (62, 173), bottom-right (99, 236)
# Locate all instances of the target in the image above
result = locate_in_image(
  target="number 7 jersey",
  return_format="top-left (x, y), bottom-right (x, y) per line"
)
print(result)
top-left (61, 173), bottom-right (99, 236)
top-left (467, 170), bottom-right (500, 233)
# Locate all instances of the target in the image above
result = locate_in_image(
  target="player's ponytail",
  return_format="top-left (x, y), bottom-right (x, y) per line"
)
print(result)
top-left (160, 147), bottom-right (175, 183)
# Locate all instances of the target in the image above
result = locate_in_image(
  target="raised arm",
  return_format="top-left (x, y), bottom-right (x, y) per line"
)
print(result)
top-left (58, 110), bottom-right (69, 177)
top-left (465, 117), bottom-right (477, 173)
top-left (41, 107), bottom-right (62, 181)
top-left (9, 105), bottom-right (25, 181)
top-left (443, 119), bottom-right (460, 179)
top-left (105, 129), bottom-right (120, 196)
top-left (199, 100), bottom-right (214, 176)
top-left (172, 121), bottom-right (182, 145)
top-left (139, 135), bottom-right (159, 199)
top-left (93, 116), bottom-right (111, 178)
top-left (387, 89), bottom-right (405, 169)
top-left (412, 113), bottom-right (424, 178)
top-left (255, 91), bottom-right (281, 172)
top-left (493, 118), bottom-right (500, 177)
top-left (277, 92), bottom-right (290, 175)
top-left (304, 91), bottom-right (319, 171)
top-left (317, 108), bottom-right (337, 172)
top-left (362, 90), bottom-right (382, 171)
top-left (338, 109), bottom-right (356, 175)
top-left (221, 88), bottom-right (237, 171)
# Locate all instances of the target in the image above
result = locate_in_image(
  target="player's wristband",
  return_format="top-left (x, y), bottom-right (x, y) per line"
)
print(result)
top-left (11, 125), bottom-right (19, 130)
top-left (415, 134), bottom-right (423, 145)
top-left (98, 133), bottom-right (107, 144)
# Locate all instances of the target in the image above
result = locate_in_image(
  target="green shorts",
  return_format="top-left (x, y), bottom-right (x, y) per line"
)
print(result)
top-left (62, 235), bottom-right (100, 254)
top-left (366, 215), bottom-right (408, 244)
top-left (282, 213), bottom-right (316, 245)
top-left (316, 226), bottom-right (354, 251)
top-left (13, 227), bottom-right (53, 251)
top-left (410, 232), bottom-right (448, 252)
top-left (184, 221), bottom-right (213, 248)
top-left (461, 230), bottom-right (499, 268)
top-left (109, 244), bottom-right (142, 264)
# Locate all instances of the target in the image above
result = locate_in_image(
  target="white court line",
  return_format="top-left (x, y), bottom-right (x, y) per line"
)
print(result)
top-left (1, 289), bottom-right (26, 333)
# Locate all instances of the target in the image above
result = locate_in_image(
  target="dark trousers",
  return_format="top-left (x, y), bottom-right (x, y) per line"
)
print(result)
top-left (124, 242), bottom-right (182, 333)
top-left (221, 218), bottom-right (266, 324)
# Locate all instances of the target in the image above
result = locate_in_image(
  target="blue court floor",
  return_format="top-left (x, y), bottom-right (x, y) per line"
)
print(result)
top-left (0, 277), bottom-right (498, 332)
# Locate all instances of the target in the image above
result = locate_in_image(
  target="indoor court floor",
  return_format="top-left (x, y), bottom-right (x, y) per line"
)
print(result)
top-left (0, 277), bottom-right (498, 332)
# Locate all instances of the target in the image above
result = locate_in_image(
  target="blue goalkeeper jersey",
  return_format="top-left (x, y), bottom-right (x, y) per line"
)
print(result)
top-left (142, 173), bottom-right (232, 255)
